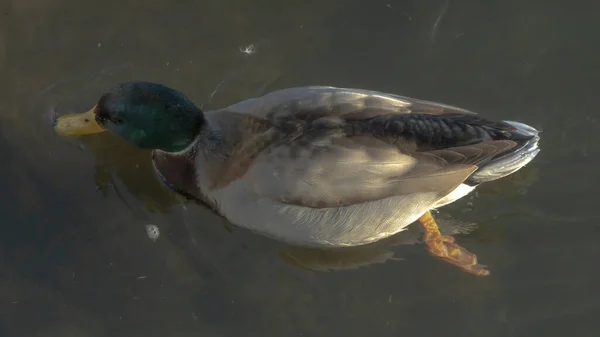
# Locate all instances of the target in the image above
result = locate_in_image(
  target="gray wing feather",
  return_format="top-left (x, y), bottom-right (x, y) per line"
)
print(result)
top-left (235, 133), bottom-right (477, 208)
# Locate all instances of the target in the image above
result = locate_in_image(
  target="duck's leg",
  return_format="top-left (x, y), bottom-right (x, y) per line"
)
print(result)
top-left (418, 211), bottom-right (490, 276)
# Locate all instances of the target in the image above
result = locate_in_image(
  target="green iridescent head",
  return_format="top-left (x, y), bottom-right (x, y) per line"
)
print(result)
top-left (54, 81), bottom-right (204, 152)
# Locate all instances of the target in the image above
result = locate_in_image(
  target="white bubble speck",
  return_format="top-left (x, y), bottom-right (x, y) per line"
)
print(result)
top-left (239, 44), bottom-right (257, 56)
top-left (145, 224), bottom-right (160, 241)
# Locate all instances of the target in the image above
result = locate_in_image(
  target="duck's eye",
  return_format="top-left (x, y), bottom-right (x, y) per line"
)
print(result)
top-left (111, 117), bottom-right (124, 125)
top-left (96, 114), bottom-right (109, 122)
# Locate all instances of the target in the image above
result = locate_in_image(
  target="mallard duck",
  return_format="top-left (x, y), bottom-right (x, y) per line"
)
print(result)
top-left (54, 82), bottom-right (540, 276)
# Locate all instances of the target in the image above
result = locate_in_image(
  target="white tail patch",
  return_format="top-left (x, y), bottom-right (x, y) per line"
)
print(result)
top-left (434, 184), bottom-right (476, 208)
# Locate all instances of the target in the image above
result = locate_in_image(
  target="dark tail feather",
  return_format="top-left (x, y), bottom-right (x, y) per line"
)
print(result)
top-left (467, 121), bottom-right (540, 185)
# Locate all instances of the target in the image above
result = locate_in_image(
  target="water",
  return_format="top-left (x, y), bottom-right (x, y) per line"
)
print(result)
top-left (1, 0), bottom-right (599, 336)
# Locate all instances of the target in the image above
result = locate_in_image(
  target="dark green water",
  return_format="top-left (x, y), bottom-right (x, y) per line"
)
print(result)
top-left (1, 1), bottom-right (599, 336)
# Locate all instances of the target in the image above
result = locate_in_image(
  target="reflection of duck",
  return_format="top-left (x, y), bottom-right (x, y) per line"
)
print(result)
top-left (54, 82), bottom-right (540, 276)
top-left (280, 214), bottom-right (478, 272)
top-left (77, 133), bottom-right (181, 213)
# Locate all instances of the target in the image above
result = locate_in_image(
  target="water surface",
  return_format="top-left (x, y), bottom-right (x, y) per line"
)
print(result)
top-left (1, 1), bottom-right (600, 336)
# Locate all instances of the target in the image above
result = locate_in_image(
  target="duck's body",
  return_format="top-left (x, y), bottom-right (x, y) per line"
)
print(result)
top-left (151, 86), bottom-right (539, 247)
top-left (54, 82), bottom-right (540, 276)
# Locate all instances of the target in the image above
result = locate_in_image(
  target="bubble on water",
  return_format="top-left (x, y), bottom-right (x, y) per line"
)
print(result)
top-left (239, 44), bottom-right (257, 56)
top-left (145, 224), bottom-right (160, 241)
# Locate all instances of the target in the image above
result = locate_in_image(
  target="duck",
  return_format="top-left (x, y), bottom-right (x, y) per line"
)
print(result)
top-left (54, 81), bottom-right (540, 276)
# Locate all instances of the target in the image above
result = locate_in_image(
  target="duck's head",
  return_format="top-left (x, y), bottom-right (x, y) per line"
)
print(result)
top-left (54, 81), bottom-right (204, 152)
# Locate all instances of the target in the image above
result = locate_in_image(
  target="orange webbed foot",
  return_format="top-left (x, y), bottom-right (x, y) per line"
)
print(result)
top-left (418, 211), bottom-right (490, 276)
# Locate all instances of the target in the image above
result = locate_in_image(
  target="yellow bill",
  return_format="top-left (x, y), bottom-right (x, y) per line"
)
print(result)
top-left (53, 106), bottom-right (106, 136)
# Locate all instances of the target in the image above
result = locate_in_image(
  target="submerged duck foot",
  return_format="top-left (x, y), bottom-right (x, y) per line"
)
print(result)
top-left (418, 211), bottom-right (490, 277)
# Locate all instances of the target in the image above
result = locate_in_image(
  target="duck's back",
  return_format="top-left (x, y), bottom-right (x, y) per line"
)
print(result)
top-left (220, 86), bottom-right (477, 120)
